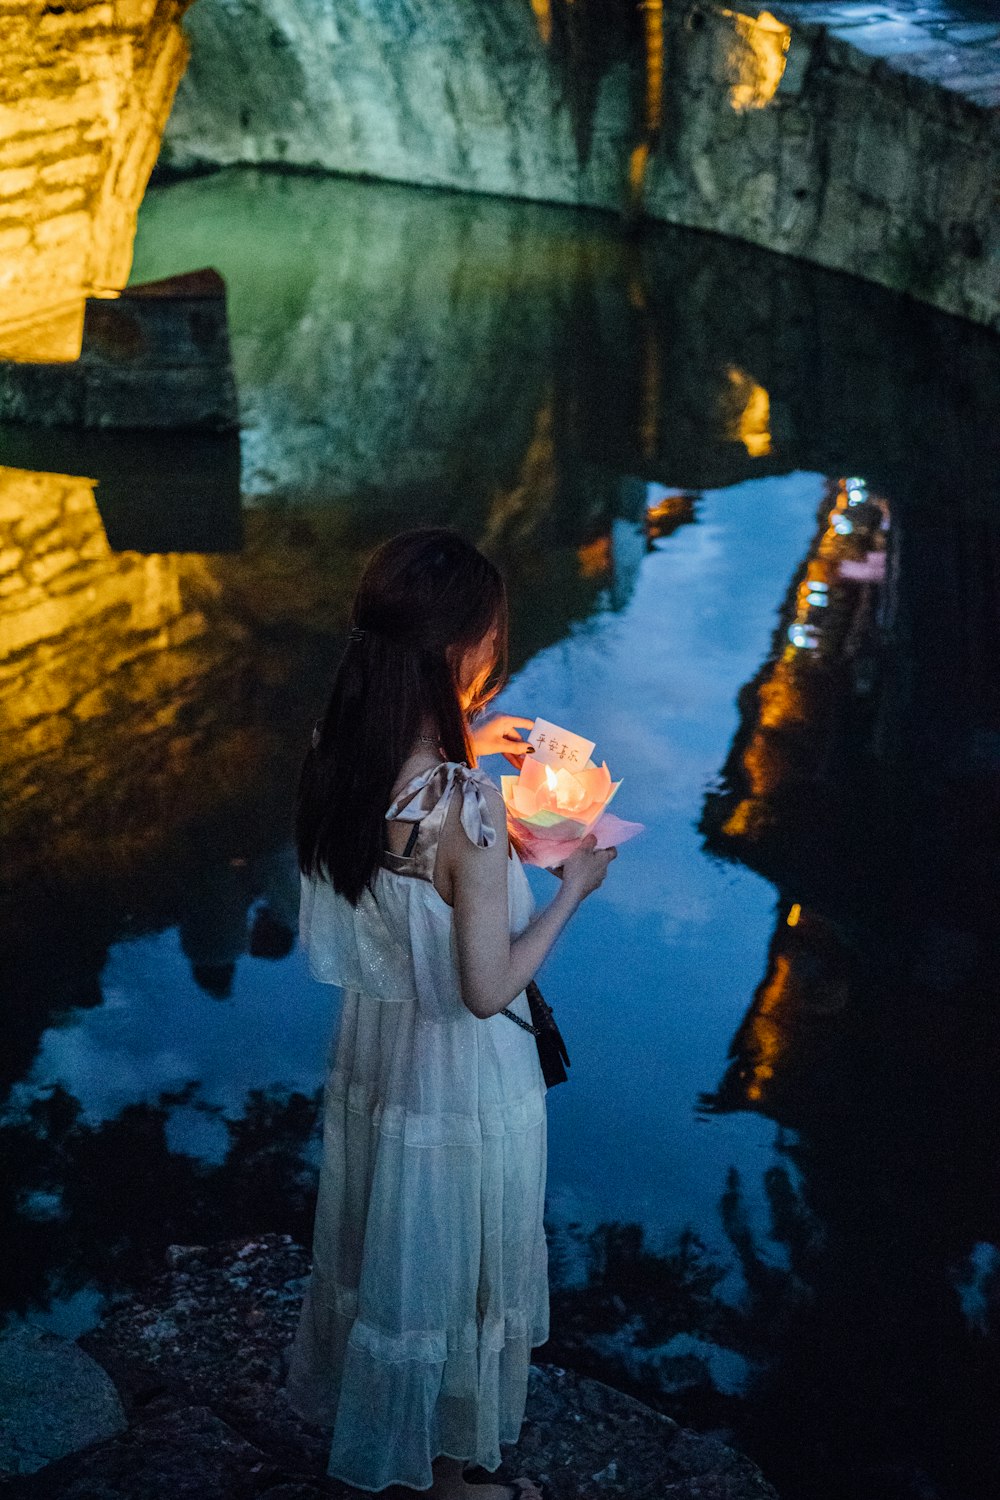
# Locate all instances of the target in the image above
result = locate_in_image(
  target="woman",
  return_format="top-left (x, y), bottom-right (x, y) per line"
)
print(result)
top-left (284, 528), bottom-right (616, 1499)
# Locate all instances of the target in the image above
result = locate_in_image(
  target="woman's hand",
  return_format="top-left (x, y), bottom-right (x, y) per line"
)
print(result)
top-left (558, 833), bottom-right (617, 900)
top-left (470, 714), bottom-right (535, 767)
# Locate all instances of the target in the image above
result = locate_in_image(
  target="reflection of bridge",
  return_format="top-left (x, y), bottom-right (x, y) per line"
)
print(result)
top-left (700, 464), bottom-right (998, 1119)
top-left (696, 462), bottom-right (1000, 1500)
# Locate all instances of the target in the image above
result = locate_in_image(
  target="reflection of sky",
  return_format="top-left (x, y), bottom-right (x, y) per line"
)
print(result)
top-left (494, 472), bottom-right (825, 1261)
top-left (7, 925), bottom-right (333, 1167)
top-left (9, 471), bottom-right (823, 1277)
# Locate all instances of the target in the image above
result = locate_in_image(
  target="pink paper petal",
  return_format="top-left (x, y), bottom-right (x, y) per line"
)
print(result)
top-left (592, 811), bottom-right (644, 848)
top-left (511, 811), bottom-right (644, 869)
top-left (518, 757), bottom-right (547, 793)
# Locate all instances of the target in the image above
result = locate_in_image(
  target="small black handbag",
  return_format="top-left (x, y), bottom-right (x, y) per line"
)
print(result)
top-left (501, 980), bottom-right (571, 1087)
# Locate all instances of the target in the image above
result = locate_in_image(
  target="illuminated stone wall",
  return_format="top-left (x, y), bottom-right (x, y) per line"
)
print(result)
top-left (0, 0), bottom-right (192, 362)
top-left (159, 0), bottom-right (999, 330)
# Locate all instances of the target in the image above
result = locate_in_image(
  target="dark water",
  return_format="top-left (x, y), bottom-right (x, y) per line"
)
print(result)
top-left (2, 169), bottom-right (999, 1500)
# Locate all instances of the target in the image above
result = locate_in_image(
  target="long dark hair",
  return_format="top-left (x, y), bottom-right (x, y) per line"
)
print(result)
top-left (296, 528), bottom-right (509, 905)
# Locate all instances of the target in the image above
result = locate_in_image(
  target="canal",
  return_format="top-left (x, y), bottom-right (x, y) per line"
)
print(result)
top-left (2, 167), bottom-right (999, 1500)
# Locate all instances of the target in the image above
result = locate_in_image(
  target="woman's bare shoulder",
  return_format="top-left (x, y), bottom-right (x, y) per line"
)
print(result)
top-left (437, 770), bottom-right (508, 881)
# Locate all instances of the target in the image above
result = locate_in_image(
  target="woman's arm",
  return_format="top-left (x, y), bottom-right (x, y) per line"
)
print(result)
top-left (446, 783), bottom-right (615, 1019)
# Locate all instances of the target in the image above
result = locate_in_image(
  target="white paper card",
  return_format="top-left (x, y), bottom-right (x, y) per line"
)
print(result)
top-left (527, 717), bottom-right (596, 770)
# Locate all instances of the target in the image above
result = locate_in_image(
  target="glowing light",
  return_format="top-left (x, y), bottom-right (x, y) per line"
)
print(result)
top-left (724, 9), bottom-right (791, 112)
top-left (723, 367), bottom-right (773, 457)
top-left (786, 903), bottom-right (801, 927)
top-left (501, 721), bottom-right (626, 866)
top-left (628, 1), bottom-right (664, 211)
top-left (640, 0), bottom-right (664, 134)
top-left (742, 953), bottom-right (793, 1103)
top-left (722, 798), bottom-right (755, 837)
top-left (529, 0), bottom-right (552, 46)
top-left (506, 753), bottom-right (618, 828)
top-left (716, 475), bottom-right (894, 873)
top-left (646, 491), bottom-right (693, 534)
top-left (577, 535), bottom-right (612, 579)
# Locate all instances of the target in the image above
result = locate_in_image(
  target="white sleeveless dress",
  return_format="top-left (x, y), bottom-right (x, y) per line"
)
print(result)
top-left (284, 761), bottom-right (550, 1492)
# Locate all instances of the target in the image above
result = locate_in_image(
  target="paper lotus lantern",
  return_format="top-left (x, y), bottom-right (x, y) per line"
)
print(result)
top-left (504, 754), bottom-right (619, 835)
top-left (500, 718), bottom-right (640, 868)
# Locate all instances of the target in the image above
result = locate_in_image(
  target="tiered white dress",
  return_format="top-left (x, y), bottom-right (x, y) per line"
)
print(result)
top-left (284, 761), bottom-right (550, 1492)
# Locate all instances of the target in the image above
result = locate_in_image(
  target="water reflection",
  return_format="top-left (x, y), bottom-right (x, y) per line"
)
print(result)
top-left (2, 170), bottom-right (999, 1500)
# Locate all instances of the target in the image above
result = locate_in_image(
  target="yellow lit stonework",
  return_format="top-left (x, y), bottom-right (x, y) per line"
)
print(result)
top-left (628, 1), bottom-right (664, 211)
top-left (640, 0), bottom-right (665, 136)
top-left (723, 8), bottom-right (791, 112)
top-left (0, 0), bottom-right (192, 362)
top-left (529, 0), bottom-right (553, 47)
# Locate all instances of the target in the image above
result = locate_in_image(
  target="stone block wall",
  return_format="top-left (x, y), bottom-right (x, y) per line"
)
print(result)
top-left (158, 0), bottom-right (1000, 330)
top-left (0, 0), bottom-right (193, 362)
top-left (646, 4), bottom-right (1000, 331)
top-left (0, 270), bottom-right (239, 429)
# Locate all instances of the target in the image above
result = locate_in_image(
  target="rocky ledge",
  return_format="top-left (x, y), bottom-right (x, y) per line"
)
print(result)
top-left (0, 1233), bottom-right (779, 1500)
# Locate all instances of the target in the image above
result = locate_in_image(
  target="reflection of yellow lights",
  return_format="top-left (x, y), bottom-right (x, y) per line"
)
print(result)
top-left (787, 903), bottom-right (801, 927)
top-left (627, 276), bottom-right (648, 313)
top-left (0, 2), bottom-right (191, 361)
top-left (529, 0), bottom-right (552, 46)
top-left (640, 327), bottom-right (660, 462)
top-left (758, 668), bottom-right (806, 728)
top-left (646, 493), bottom-right (687, 526)
top-left (720, 475), bottom-right (894, 856)
top-left (0, 465), bottom-right (192, 745)
top-left (577, 535), bottom-right (612, 578)
top-left (744, 952), bottom-right (792, 1102)
top-left (722, 798), bottom-right (755, 837)
top-left (724, 9), bottom-right (791, 112)
top-left (629, 143), bottom-right (651, 205)
top-left (482, 394), bottom-right (556, 548)
top-left (723, 366), bottom-right (773, 457)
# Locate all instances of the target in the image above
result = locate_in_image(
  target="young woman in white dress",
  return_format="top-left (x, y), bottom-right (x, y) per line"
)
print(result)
top-left (284, 528), bottom-right (616, 1499)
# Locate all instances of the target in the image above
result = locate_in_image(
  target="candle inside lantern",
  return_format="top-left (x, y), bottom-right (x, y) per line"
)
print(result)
top-left (500, 716), bottom-right (623, 864)
top-left (507, 751), bottom-right (617, 828)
